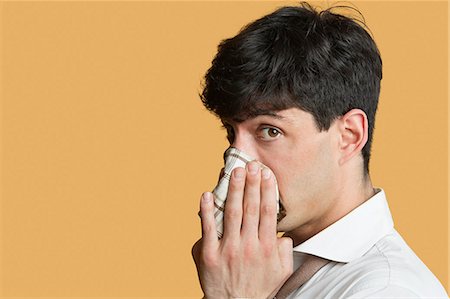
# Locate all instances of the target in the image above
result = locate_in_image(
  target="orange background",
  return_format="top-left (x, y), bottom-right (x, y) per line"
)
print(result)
top-left (0, 1), bottom-right (448, 298)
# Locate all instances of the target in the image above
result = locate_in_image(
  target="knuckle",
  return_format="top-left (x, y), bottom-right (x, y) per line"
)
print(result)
top-left (243, 241), bottom-right (257, 259)
top-left (261, 247), bottom-right (272, 259)
top-left (262, 183), bottom-right (276, 196)
top-left (202, 250), bottom-right (219, 268)
top-left (193, 240), bottom-right (220, 268)
top-left (224, 248), bottom-right (238, 262)
top-left (225, 207), bottom-right (241, 219)
top-left (244, 203), bottom-right (259, 216)
top-left (223, 242), bottom-right (240, 262)
top-left (202, 222), bottom-right (213, 233)
top-left (261, 204), bottom-right (276, 216)
top-left (261, 242), bottom-right (275, 258)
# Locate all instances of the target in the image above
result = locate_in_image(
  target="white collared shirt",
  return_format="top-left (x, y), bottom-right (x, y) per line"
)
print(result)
top-left (288, 189), bottom-right (448, 298)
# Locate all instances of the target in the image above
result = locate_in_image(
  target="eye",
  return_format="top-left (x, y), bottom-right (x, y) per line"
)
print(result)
top-left (258, 127), bottom-right (282, 141)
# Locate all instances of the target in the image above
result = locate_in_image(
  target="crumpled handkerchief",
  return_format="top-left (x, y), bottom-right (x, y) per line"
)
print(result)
top-left (210, 147), bottom-right (286, 238)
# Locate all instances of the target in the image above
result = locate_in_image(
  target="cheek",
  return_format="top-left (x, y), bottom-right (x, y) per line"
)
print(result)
top-left (272, 139), bottom-right (338, 210)
top-left (267, 149), bottom-right (311, 204)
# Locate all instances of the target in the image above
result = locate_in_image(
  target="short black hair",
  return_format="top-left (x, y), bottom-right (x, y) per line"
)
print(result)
top-left (200, 2), bottom-right (382, 173)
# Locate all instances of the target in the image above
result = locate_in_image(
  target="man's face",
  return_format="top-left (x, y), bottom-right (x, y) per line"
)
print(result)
top-left (221, 107), bottom-right (342, 234)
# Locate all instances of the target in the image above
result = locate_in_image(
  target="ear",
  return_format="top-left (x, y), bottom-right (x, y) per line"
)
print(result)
top-left (337, 109), bottom-right (368, 166)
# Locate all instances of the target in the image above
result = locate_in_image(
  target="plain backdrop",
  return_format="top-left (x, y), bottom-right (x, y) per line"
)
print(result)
top-left (0, 1), bottom-right (448, 297)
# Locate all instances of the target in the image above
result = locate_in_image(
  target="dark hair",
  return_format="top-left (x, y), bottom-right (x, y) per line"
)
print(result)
top-left (200, 2), bottom-right (382, 173)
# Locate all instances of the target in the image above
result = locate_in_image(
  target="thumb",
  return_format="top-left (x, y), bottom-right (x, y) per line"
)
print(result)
top-left (191, 238), bottom-right (203, 265)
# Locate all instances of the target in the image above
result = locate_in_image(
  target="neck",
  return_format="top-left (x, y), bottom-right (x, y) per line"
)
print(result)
top-left (284, 175), bottom-right (376, 247)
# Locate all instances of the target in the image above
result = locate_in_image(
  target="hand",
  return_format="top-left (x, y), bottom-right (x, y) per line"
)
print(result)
top-left (192, 161), bottom-right (293, 299)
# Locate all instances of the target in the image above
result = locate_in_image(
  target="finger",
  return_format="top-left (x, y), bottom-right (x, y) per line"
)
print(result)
top-left (278, 237), bottom-right (294, 276)
top-left (241, 161), bottom-right (261, 239)
top-left (200, 192), bottom-right (219, 249)
top-left (258, 167), bottom-right (278, 242)
top-left (222, 167), bottom-right (245, 239)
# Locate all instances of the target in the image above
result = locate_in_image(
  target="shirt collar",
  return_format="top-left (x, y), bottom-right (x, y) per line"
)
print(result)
top-left (292, 188), bottom-right (394, 263)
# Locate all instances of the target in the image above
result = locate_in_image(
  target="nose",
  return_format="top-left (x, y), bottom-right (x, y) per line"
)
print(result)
top-left (230, 132), bottom-right (259, 160)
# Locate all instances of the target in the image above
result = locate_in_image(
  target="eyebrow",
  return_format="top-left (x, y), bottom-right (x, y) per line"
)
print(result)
top-left (225, 111), bottom-right (286, 124)
top-left (255, 111), bottom-right (285, 120)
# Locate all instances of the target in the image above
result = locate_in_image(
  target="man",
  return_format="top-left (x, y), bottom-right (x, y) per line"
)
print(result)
top-left (192, 3), bottom-right (448, 298)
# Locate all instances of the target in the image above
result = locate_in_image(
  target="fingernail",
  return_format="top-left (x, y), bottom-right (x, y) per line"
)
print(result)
top-left (233, 167), bottom-right (245, 179)
top-left (262, 167), bottom-right (271, 179)
top-left (202, 192), bottom-right (212, 203)
top-left (247, 161), bottom-right (259, 175)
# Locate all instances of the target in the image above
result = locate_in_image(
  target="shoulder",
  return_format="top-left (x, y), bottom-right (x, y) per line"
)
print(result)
top-left (291, 231), bottom-right (448, 298)
top-left (340, 231), bottom-right (448, 298)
